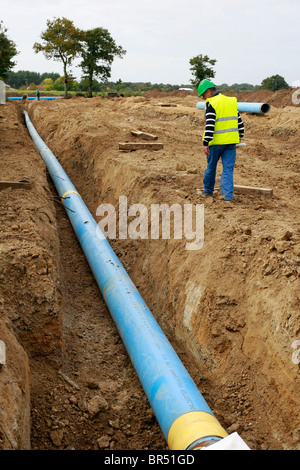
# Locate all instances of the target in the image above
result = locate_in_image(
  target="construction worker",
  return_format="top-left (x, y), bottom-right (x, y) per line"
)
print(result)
top-left (198, 79), bottom-right (244, 201)
top-left (36, 89), bottom-right (40, 101)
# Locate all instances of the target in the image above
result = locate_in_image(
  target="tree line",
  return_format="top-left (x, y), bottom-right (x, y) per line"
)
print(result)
top-left (5, 71), bottom-right (265, 96)
top-left (6, 70), bottom-right (60, 89)
top-left (5, 72), bottom-right (192, 96)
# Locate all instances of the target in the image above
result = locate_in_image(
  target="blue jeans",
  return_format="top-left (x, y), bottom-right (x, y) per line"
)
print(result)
top-left (203, 144), bottom-right (236, 200)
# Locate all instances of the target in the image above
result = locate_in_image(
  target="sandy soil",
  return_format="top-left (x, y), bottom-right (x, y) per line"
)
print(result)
top-left (0, 88), bottom-right (299, 450)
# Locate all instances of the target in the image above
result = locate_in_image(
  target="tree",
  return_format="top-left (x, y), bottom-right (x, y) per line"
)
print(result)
top-left (79, 77), bottom-right (101, 93)
top-left (79, 28), bottom-right (126, 97)
top-left (42, 78), bottom-right (54, 91)
top-left (261, 74), bottom-right (289, 91)
top-left (28, 82), bottom-right (37, 90)
top-left (33, 17), bottom-right (83, 98)
top-left (0, 21), bottom-right (18, 80)
top-left (40, 72), bottom-right (60, 82)
top-left (189, 54), bottom-right (217, 86)
top-left (53, 76), bottom-right (67, 91)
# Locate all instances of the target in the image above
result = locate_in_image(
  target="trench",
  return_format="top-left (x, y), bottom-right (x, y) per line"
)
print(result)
top-left (28, 151), bottom-right (169, 451)
top-left (23, 107), bottom-right (206, 451)
top-left (29, 185), bottom-right (168, 450)
top-left (23, 100), bottom-right (300, 451)
top-left (1, 96), bottom-right (300, 450)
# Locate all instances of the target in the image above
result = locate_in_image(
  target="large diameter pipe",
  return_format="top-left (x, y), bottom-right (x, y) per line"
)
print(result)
top-left (24, 110), bottom-right (228, 450)
top-left (196, 101), bottom-right (271, 114)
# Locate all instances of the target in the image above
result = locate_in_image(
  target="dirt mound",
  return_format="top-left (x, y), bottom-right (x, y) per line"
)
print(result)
top-left (143, 88), bottom-right (196, 98)
top-left (0, 93), bottom-right (299, 450)
top-left (232, 88), bottom-right (299, 108)
top-left (144, 87), bottom-right (300, 108)
top-left (6, 87), bottom-right (299, 108)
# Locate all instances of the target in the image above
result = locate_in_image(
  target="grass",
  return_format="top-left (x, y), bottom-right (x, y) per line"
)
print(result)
top-left (9, 89), bottom-right (64, 96)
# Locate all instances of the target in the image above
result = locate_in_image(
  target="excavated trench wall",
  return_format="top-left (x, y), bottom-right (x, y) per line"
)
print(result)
top-left (0, 103), bottom-right (62, 449)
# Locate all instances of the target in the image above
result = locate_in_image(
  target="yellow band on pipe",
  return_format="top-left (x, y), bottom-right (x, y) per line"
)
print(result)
top-left (61, 190), bottom-right (81, 203)
top-left (40, 148), bottom-right (49, 155)
top-left (167, 411), bottom-right (228, 450)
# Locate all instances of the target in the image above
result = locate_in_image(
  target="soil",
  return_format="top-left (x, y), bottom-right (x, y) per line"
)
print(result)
top-left (0, 88), bottom-right (299, 451)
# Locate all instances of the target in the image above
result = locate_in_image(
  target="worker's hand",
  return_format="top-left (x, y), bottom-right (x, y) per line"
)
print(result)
top-left (203, 146), bottom-right (210, 156)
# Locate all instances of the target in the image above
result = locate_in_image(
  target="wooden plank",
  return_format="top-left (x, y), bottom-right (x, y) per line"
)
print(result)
top-left (119, 142), bottom-right (163, 151)
top-left (0, 180), bottom-right (33, 190)
top-left (130, 130), bottom-right (158, 141)
top-left (155, 103), bottom-right (177, 107)
top-left (234, 185), bottom-right (273, 197)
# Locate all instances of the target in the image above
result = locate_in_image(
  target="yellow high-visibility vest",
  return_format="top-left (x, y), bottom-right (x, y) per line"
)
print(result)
top-left (203, 94), bottom-right (240, 146)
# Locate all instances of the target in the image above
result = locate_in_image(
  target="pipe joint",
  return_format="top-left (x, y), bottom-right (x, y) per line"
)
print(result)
top-left (167, 411), bottom-right (228, 450)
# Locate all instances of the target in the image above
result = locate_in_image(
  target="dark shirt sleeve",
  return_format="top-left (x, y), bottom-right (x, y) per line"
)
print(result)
top-left (238, 112), bottom-right (244, 139)
top-left (203, 103), bottom-right (216, 146)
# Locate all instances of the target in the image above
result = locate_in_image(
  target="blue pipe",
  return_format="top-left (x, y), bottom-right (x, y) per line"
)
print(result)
top-left (8, 97), bottom-right (63, 100)
top-left (23, 110), bottom-right (228, 450)
top-left (196, 101), bottom-right (270, 114)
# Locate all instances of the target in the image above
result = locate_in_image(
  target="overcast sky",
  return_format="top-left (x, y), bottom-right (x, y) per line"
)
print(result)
top-left (1, 0), bottom-right (299, 86)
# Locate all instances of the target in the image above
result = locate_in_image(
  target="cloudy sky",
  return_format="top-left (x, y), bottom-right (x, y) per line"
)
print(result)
top-left (1, 0), bottom-right (299, 86)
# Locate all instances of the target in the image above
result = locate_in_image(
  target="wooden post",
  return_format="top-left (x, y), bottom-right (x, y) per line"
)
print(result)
top-left (234, 185), bottom-right (273, 197)
top-left (130, 130), bottom-right (158, 141)
top-left (0, 180), bottom-right (33, 191)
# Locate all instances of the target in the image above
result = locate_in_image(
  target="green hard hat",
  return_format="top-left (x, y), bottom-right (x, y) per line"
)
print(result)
top-left (198, 79), bottom-right (216, 97)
